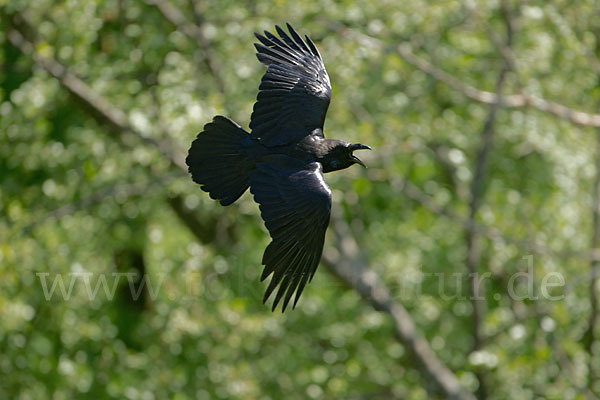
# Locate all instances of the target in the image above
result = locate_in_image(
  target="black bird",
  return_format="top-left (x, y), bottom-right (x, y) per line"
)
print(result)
top-left (186, 23), bottom-right (371, 311)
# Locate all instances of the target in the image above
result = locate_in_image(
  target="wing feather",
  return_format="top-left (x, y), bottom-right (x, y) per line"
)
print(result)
top-left (249, 156), bottom-right (332, 311)
top-left (250, 24), bottom-right (331, 146)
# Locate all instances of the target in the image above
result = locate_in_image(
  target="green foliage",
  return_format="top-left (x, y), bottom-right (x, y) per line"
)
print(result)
top-left (1, 0), bottom-right (600, 399)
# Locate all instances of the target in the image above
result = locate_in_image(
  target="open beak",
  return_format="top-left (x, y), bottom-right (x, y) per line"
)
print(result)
top-left (349, 143), bottom-right (372, 168)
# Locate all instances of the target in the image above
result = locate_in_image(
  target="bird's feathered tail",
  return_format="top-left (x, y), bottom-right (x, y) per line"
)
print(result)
top-left (186, 116), bottom-right (253, 206)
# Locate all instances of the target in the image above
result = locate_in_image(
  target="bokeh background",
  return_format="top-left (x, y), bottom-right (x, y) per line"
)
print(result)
top-left (2, 0), bottom-right (600, 399)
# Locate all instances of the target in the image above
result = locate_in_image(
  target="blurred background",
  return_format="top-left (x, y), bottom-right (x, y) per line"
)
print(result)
top-left (2, 0), bottom-right (600, 399)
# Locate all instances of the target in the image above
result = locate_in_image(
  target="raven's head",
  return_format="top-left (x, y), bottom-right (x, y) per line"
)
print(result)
top-left (321, 141), bottom-right (372, 172)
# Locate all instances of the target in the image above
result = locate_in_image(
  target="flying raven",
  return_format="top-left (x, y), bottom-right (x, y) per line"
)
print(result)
top-left (186, 23), bottom-right (371, 311)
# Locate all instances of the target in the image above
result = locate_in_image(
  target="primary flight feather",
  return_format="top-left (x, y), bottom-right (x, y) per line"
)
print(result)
top-left (186, 23), bottom-right (371, 311)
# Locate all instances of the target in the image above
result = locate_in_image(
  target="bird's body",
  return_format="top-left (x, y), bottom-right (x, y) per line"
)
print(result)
top-left (186, 24), bottom-right (370, 311)
top-left (238, 131), bottom-right (362, 172)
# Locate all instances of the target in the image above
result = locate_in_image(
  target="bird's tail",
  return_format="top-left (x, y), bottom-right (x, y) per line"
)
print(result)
top-left (186, 116), bottom-right (253, 206)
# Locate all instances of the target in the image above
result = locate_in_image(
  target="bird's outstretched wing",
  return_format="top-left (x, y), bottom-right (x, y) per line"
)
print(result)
top-left (251, 23), bottom-right (332, 147)
top-left (249, 155), bottom-right (332, 311)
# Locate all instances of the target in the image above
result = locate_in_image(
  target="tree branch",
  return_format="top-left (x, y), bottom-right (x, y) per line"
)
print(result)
top-left (167, 195), bottom-right (219, 244)
top-left (335, 23), bottom-right (600, 128)
top-left (144, 0), bottom-right (226, 95)
top-left (583, 28), bottom-right (600, 396)
top-left (463, 2), bottom-right (513, 397)
top-left (6, 27), bottom-right (188, 173)
top-left (585, 104), bottom-right (600, 393)
top-left (395, 43), bottom-right (600, 127)
top-left (18, 173), bottom-right (179, 235)
top-left (389, 176), bottom-right (556, 258)
top-left (322, 217), bottom-right (476, 400)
